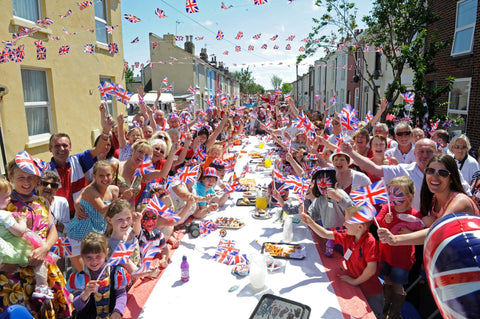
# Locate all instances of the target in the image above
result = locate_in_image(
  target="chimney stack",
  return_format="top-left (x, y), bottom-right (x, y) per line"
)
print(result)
top-left (184, 35), bottom-right (195, 55)
top-left (200, 48), bottom-right (208, 62)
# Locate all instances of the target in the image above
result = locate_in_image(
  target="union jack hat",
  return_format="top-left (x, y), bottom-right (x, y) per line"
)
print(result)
top-left (167, 113), bottom-right (180, 121)
top-left (210, 159), bottom-right (225, 169)
top-left (15, 151), bottom-right (44, 177)
top-left (203, 167), bottom-right (218, 179)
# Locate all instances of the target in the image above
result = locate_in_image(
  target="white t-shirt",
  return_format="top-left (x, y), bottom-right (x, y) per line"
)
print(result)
top-left (350, 170), bottom-right (371, 191)
top-left (457, 155), bottom-right (480, 184)
top-left (50, 196), bottom-right (70, 236)
top-left (385, 144), bottom-right (416, 164)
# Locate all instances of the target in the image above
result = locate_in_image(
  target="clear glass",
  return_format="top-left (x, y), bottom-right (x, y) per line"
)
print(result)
top-left (249, 254), bottom-right (267, 289)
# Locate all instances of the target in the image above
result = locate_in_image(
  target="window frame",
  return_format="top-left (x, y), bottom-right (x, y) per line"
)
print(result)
top-left (448, 77), bottom-right (471, 133)
top-left (12, 0), bottom-right (41, 22)
top-left (95, 0), bottom-right (109, 45)
top-left (21, 68), bottom-right (53, 144)
top-left (451, 0), bottom-right (478, 56)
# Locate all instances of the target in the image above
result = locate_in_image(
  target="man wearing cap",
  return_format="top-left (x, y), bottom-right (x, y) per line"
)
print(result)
top-left (167, 113), bottom-right (181, 130)
top-left (47, 104), bottom-right (115, 217)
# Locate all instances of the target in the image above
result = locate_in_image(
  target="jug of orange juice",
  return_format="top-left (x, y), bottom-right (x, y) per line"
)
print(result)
top-left (256, 187), bottom-right (268, 210)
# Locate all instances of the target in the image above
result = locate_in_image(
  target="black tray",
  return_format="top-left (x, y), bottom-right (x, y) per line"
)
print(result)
top-left (261, 242), bottom-right (306, 260)
top-left (236, 198), bottom-right (256, 206)
top-left (250, 293), bottom-right (311, 319)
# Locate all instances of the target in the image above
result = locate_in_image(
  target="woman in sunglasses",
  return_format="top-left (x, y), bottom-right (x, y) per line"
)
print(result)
top-left (447, 134), bottom-right (479, 184)
top-left (378, 154), bottom-right (479, 245)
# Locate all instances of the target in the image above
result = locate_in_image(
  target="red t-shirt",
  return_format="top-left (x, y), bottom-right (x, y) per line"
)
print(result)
top-left (333, 230), bottom-right (382, 297)
top-left (375, 205), bottom-right (422, 270)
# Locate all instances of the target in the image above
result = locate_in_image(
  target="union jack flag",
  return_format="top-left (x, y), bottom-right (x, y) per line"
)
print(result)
top-left (146, 196), bottom-right (181, 222)
top-left (364, 110), bottom-right (373, 122)
top-left (281, 115), bottom-right (289, 126)
top-left (261, 44), bottom-right (267, 49)
top-left (50, 237), bottom-right (72, 257)
top-left (58, 45), bottom-right (70, 55)
top-left (350, 180), bottom-right (388, 207)
top-left (223, 51), bottom-right (229, 55)
top-left (108, 43), bottom-right (118, 54)
top-left (115, 86), bottom-right (133, 105)
top-left (347, 205), bottom-right (377, 224)
top-left (107, 243), bottom-right (136, 266)
top-left (224, 158), bottom-right (236, 173)
top-left (235, 31), bottom-right (243, 40)
top-left (330, 94), bottom-right (337, 105)
top-left (273, 169), bottom-right (286, 184)
top-left (36, 47), bottom-right (46, 60)
top-left (240, 164), bottom-right (253, 177)
top-left (98, 81), bottom-right (115, 99)
top-left (155, 8), bottom-right (167, 18)
top-left (248, 45), bottom-right (254, 51)
top-left (175, 35), bottom-right (184, 41)
top-left (162, 77), bottom-right (168, 86)
top-left (340, 104), bottom-right (359, 131)
top-left (15, 151), bottom-right (43, 177)
top-left (273, 45), bottom-right (279, 50)
top-left (363, 46), bottom-right (370, 52)
top-left (194, 36), bottom-right (204, 41)
top-left (36, 17), bottom-right (54, 27)
top-left (131, 37), bottom-right (139, 44)
top-left (106, 25), bottom-right (118, 34)
top-left (254, 0), bottom-right (268, 4)
top-left (271, 34), bottom-right (278, 41)
top-left (280, 175), bottom-right (308, 194)
top-left (219, 94), bottom-right (227, 105)
top-left (375, 46), bottom-right (383, 53)
top-left (186, 0), bottom-right (200, 13)
top-left (302, 37), bottom-right (311, 42)
top-left (59, 9), bottom-right (72, 18)
top-left (283, 92), bottom-right (292, 101)
top-left (285, 44), bottom-right (291, 50)
top-left (188, 86), bottom-right (196, 94)
top-left (286, 35), bottom-right (295, 41)
top-left (275, 89), bottom-right (282, 96)
top-left (212, 249), bottom-right (234, 264)
top-left (123, 14), bottom-right (141, 23)
top-left (324, 114), bottom-right (332, 130)
top-left (77, 1), bottom-right (92, 9)
top-left (252, 33), bottom-right (262, 40)
top-left (401, 92), bottom-right (415, 104)
top-left (162, 85), bottom-right (174, 92)
top-left (177, 165), bottom-right (200, 183)
top-left (235, 46), bottom-right (241, 52)
top-left (84, 44), bottom-right (94, 54)
top-left (12, 45), bottom-right (24, 63)
top-left (221, 2), bottom-right (233, 9)
top-left (299, 46), bottom-right (305, 52)
top-left (133, 156), bottom-right (155, 177)
top-left (134, 243), bottom-right (162, 274)
top-left (216, 30), bottom-right (224, 40)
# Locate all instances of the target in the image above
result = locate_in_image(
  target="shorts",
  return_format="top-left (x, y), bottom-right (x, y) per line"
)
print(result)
top-left (67, 237), bottom-right (82, 257)
top-left (379, 261), bottom-right (410, 285)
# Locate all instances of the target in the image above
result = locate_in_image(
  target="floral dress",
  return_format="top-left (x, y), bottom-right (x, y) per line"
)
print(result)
top-left (0, 197), bottom-right (73, 318)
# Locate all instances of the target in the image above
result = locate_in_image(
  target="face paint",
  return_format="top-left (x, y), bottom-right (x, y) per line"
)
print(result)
top-left (316, 175), bottom-right (333, 195)
top-left (388, 186), bottom-right (407, 206)
top-left (141, 210), bottom-right (157, 232)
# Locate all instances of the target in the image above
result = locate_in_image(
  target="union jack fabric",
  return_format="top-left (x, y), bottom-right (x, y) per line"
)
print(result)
top-left (188, 86), bottom-right (196, 94)
top-left (423, 213), bottom-right (480, 319)
top-left (146, 196), bottom-right (181, 222)
top-left (340, 104), bottom-right (359, 131)
top-left (221, 2), bottom-right (233, 9)
top-left (271, 34), bottom-right (278, 41)
top-left (347, 205), bottom-right (377, 224)
top-left (177, 165), bottom-right (200, 183)
top-left (216, 30), bottom-right (224, 40)
top-left (401, 92), bottom-right (415, 104)
top-left (115, 86), bottom-right (133, 105)
top-left (106, 25), bottom-right (119, 34)
top-left (285, 44), bottom-right (291, 50)
top-left (133, 156), bottom-right (155, 177)
top-left (98, 81), bottom-right (115, 99)
top-left (316, 175), bottom-right (333, 195)
top-left (107, 243), bottom-right (136, 266)
top-left (108, 43), bottom-right (118, 54)
top-left (283, 92), bottom-right (292, 101)
top-left (364, 110), bottom-right (373, 122)
top-left (123, 14), bottom-right (141, 23)
top-left (248, 45), bottom-right (254, 51)
top-left (155, 8), bottom-right (167, 18)
top-left (261, 44), bottom-right (267, 49)
top-left (36, 17), bottom-right (54, 27)
top-left (273, 45), bottom-right (279, 50)
top-left (15, 151), bottom-right (43, 177)
top-left (252, 33), bottom-right (262, 40)
top-left (36, 46), bottom-right (46, 60)
top-left (235, 46), bottom-right (241, 52)
top-left (50, 237), bottom-right (72, 257)
top-left (134, 243), bottom-right (162, 274)
top-left (58, 45), bottom-right (70, 55)
top-left (235, 31), bottom-right (243, 40)
top-left (77, 1), bottom-right (93, 9)
top-left (186, 0), bottom-right (200, 13)
top-left (162, 77), bottom-right (168, 86)
top-left (350, 180), bottom-right (388, 207)
top-left (84, 44), bottom-right (94, 54)
top-left (254, 0), bottom-right (268, 4)
top-left (194, 36), bottom-right (203, 41)
top-left (286, 35), bottom-right (295, 41)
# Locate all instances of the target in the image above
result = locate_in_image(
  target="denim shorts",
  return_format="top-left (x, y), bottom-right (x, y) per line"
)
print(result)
top-left (379, 261), bottom-right (410, 285)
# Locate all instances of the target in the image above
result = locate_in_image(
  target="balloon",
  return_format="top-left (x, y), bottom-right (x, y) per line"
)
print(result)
top-left (424, 212), bottom-right (480, 319)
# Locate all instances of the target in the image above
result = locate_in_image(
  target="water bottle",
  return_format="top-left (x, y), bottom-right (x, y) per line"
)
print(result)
top-left (325, 239), bottom-right (334, 257)
top-left (180, 255), bottom-right (189, 282)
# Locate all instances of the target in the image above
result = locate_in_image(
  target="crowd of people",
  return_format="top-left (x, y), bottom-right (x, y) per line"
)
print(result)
top-left (0, 89), bottom-right (479, 319)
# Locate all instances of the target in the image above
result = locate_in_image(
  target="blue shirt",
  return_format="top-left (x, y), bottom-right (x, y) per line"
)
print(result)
top-left (192, 181), bottom-right (216, 206)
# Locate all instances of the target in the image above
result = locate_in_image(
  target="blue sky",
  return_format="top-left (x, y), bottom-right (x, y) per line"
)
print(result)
top-left (122, 0), bottom-right (374, 89)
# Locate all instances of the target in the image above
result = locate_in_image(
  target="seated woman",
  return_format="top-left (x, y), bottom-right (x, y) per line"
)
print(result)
top-left (1, 153), bottom-right (72, 318)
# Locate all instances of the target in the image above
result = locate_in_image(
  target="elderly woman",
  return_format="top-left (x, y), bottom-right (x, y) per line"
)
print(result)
top-left (330, 150), bottom-right (370, 195)
top-left (1, 153), bottom-right (72, 318)
top-left (448, 134), bottom-right (479, 184)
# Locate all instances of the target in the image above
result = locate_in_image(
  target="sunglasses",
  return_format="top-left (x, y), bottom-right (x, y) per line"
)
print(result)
top-left (425, 167), bottom-right (451, 178)
top-left (157, 135), bottom-right (168, 141)
top-left (396, 131), bottom-right (411, 137)
top-left (41, 181), bottom-right (59, 189)
top-left (154, 147), bottom-right (165, 154)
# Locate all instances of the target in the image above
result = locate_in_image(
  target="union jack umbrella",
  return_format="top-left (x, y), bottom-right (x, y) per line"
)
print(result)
top-left (177, 165), bottom-right (200, 183)
top-left (123, 13), bottom-right (141, 23)
top-left (133, 156), bottom-right (155, 177)
top-left (185, 0), bottom-right (200, 13)
top-left (134, 243), bottom-right (162, 274)
top-left (77, 1), bottom-right (93, 9)
top-left (254, 0), bottom-right (268, 5)
top-left (51, 237), bottom-right (72, 257)
top-left (155, 8), bottom-right (167, 18)
top-left (36, 46), bottom-right (46, 60)
top-left (423, 213), bottom-right (480, 319)
top-left (15, 151), bottom-right (43, 177)
top-left (108, 43), bottom-right (119, 54)
top-left (146, 196), bottom-right (181, 222)
top-left (346, 205), bottom-right (377, 224)
top-left (350, 180), bottom-right (388, 207)
top-left (216, 30), bottom-right (224, 40)
top-left (58, 45), bottom-right (70, 55)
top-left (115, 86), bottom-right (133, 105)
top-left (84, 44), bottom-right (94, 54)
top-left (188, 86), bottom-right (196, 94)
top-left (107, 243), bottom-right (136, 266)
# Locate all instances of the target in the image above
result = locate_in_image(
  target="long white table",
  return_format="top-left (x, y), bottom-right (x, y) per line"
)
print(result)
top-left (137, 136), bottom-right (374, 319)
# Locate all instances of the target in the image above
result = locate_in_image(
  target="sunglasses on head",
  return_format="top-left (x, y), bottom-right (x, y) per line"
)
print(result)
top-left (396, 131), bottom-right (411, 137)
top-left (41, 181), bottom-right (59, 189)
top-left (425, 167), bottom-right (450, 178)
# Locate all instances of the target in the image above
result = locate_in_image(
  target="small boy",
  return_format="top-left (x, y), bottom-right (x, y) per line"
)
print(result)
top-left (300, 205), bottom-right (384, 318)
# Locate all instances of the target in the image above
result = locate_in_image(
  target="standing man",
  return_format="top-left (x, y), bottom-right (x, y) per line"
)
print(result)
top-left (385, 121), bottom-right (416, 164)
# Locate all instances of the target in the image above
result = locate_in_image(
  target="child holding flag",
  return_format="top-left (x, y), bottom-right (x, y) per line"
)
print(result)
top-left (68, 232), bottom-right (129, 319)
top-left (300, 205), bottom-right (384, 318)
top-left (375, 177), bottom-right (423, 318)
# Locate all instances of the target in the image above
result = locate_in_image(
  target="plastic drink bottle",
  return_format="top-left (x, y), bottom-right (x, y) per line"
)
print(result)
top-left (325, 239), bottom-right (334, 257)
top-left (181, 255), bottom-right (189, 282)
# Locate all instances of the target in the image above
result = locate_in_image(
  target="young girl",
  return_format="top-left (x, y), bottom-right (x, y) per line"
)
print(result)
top-left (106, 199), bottom-right (161, 278)
top-left (117, 114), bottom-right (144, 161)
top-left (375, 176), bottom-right (424, 319)
top-left (68, 232), bottom-right (130, 319)
top-left (0, 179), bottom-right (53, 299)
top-left (191, 167), bottom-right (220, 218)
top-left (67, 160), bottom-right (119, 271)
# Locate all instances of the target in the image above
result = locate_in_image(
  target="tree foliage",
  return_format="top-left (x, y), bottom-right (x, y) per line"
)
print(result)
top-left (299, 0), bottom-right (452, 119)
top-left (281, 83), bottom-right (293, 95)
top-left (270, 75), bottom-right (283, 90)
top-left (230, 67), bottom-right (264, 94)
top-left (124, 65), bottom-right (134, 91)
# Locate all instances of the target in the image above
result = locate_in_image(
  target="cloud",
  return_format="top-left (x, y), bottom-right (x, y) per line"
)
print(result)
top-left (203, 20), bottom-right (213, 26)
